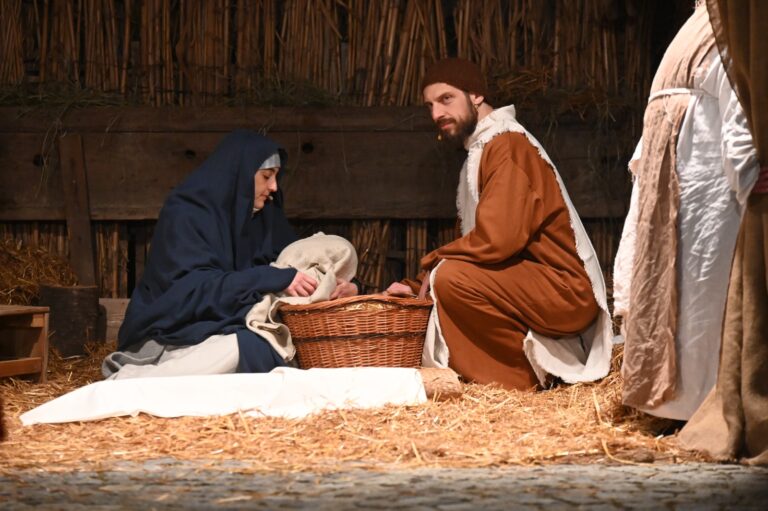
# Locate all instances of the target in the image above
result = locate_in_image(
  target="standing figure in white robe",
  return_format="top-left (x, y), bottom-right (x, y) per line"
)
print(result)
top-left (613, 6), bottom-right (759, 420)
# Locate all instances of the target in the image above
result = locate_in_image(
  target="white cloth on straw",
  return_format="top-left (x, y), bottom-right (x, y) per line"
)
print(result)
top-left (20, 367), bottom-right (427, 425)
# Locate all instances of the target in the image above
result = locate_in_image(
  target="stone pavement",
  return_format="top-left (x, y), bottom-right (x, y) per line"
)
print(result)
top-left (2, 461), bottom-right (767, 510)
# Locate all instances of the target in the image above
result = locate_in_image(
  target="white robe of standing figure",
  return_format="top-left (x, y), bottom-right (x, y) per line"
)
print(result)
top-left (613, 48), bottom-right (759, 420)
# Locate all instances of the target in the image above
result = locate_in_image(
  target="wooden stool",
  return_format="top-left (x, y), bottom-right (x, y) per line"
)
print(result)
top-left (0, 305), bottom-right (50, 382)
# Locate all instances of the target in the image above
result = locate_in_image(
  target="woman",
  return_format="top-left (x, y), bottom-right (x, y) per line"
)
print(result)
top-left (103, 130), bottom-right (357, 378)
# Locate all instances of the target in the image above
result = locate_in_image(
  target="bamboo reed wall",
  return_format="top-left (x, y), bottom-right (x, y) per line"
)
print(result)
top-left (0, 0), bottom-right (669, 300)
top-left (2, 0), bottom-right (658, 107)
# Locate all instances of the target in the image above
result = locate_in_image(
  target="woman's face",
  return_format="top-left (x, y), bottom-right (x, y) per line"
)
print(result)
top-left (253, 167), bottom-right (279, 210)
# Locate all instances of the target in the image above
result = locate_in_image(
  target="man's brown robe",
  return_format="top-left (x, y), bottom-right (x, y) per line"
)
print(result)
top-left (417, 132), bottom-right (599, 390)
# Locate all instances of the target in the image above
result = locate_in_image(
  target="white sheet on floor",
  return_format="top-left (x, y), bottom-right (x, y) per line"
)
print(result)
top-left (19, 367), bottom-right (427, 425)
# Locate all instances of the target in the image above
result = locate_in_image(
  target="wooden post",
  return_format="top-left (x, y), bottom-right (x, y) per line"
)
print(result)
top-left (58, 134), bottom-right (97, 287)
top-left (39, 285), bottom-right (100, 356)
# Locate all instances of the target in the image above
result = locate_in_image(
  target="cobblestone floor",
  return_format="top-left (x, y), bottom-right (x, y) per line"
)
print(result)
top-left (2, 461), bottom-right (766, 510)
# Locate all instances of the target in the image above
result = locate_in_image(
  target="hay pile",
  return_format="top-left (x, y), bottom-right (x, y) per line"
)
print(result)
top-left (0, 343), bottom-right (705, 474)
top-left (0, 238), bottom-right (77, 305)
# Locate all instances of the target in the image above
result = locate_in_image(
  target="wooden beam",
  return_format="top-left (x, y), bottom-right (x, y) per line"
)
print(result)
top-left (0, 106), bottom-right (438, 133)
top-left (58, 134), bottom-right (97, 286)
top-left (0, 358), bottom-right (43, 379)
top-left (0, 106), bottom-right (611, 134)
top-left (0, 107), bottom-right (631, 221)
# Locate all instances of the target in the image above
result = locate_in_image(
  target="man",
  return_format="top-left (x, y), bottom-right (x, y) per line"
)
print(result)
top-left (613, 4), bottom-right (759, 420)
top-left (387, 58), bottom-right (614, 390)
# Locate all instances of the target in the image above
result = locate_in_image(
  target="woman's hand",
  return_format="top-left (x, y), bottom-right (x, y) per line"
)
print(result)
top-left (284, 271), bottom-right (318, 297)
top-left (330, 278), bottom-right (358, 300)
top-left (384, 282), bottom-right (415, 297)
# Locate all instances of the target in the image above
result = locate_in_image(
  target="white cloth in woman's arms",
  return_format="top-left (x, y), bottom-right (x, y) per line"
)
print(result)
top-left (245, 233), bottom-right (358, 361)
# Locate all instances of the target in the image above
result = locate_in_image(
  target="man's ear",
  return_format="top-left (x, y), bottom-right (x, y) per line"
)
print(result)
top-left (469, 92), bottom-right (484, 107)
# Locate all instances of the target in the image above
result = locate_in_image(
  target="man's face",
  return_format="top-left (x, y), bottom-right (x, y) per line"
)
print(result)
top-left (253, 167), bottom-right (279, 210)
top-left (423, 83), bottom-right (478, 147)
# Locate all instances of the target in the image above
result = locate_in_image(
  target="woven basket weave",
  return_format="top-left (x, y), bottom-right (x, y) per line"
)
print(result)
top-left (279, 294), bottom-right (433, 369)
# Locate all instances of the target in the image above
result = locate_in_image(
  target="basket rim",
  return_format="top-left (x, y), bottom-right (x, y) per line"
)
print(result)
top-left (279, 293), bottom-right (432, 312)
top-left (294, 332), bottom-right (427, 343)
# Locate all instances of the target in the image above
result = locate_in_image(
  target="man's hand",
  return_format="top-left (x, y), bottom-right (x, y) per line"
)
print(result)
top-left (384, 282), bottom-right (415, 297)
top-left (330, 278), bottom-right (358, 300)
top-left (284, 272), bottom-right (318, 297)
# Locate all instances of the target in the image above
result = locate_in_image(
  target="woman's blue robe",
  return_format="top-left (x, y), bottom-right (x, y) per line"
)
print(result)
top-left (117, 130), bottom-right (298, 372)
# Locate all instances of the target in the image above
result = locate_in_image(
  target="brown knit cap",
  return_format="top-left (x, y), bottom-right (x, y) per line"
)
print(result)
top-left (420, 58), bottom-right (489, 98)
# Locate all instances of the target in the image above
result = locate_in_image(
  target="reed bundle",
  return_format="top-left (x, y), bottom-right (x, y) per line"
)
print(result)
top-left (345, 0), bottom-right (447, 106)
top-left (622, 0), bottom-right (655, 102)
top-left (95, 222), bottom-right (128, 299)
top-left (234, 0), bottom-right (277, 93)
top-left (386, 0), bottom-right (447, 106)
top-left (345, 0), bottom-right (396, 105)
top-left (350, 220), bottom-right (390, 293)
top-left (38, 0), bottom-right (81, 84)
top-left (435, 219), bottom-right (458, 249)
top-left (140, 0), bottom-right (173, 105)
top-left (128, 221), bottom-right (153, 294)
top-left (405, 220), bottom-right (427, 280)
top-left (82, 0), bottom-right (123, 93)
top-left (0, 0), bottom-right (24, 85)
top-left (0, 342), bottom-right (705, 472)
top-left (454, 0), bottom-right (522, 73)
top-left (277, 0), bottom-right (343, 98)
top-left (176, 0), bottom-right (231, 106)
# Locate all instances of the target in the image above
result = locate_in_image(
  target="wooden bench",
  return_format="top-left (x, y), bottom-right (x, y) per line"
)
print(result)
top-left (0, 305), bottom-right (50, 382)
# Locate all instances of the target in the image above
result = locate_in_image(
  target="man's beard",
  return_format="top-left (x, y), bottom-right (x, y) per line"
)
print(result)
top-left (438, 97), bottom-right (478, 148)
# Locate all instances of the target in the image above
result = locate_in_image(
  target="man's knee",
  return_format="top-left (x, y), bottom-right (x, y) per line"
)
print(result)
top-left (433, 260), bottom-right (478, 307)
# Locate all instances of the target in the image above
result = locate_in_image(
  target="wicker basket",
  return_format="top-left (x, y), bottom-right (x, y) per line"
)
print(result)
top-left (279, 294), bottom-right (433, 369)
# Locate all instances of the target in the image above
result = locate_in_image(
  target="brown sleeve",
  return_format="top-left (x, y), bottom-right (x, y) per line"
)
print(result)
top-left (421, 132), bottom-right (546, 269)
top-left (401, 269), bottom-right (429, 295)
